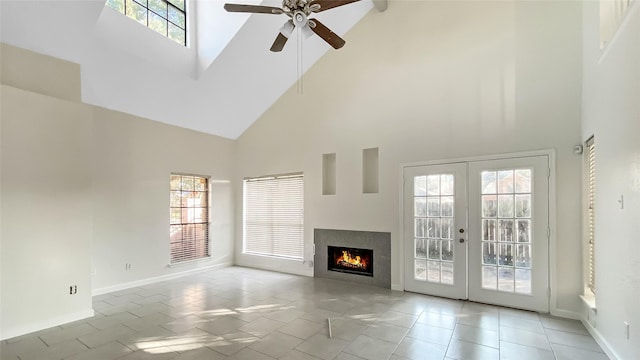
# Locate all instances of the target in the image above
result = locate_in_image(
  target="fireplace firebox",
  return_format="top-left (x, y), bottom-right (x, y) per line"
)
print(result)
top-left (328, 246), bottom-right (373, 277)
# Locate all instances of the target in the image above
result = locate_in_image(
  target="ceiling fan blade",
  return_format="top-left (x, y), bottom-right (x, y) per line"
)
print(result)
top-left (224, 3), bottom-right (283, 14)
top-left (270, 20), bottom-right (294, 52)
top-left (270, 33), bottom-right (288, 52)
top-left (309, 0), bottom-right (360, 13)
top-left (308, 19), bottom-right (345, 49)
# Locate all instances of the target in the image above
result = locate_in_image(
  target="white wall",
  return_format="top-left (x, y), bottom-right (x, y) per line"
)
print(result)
top-left (0, 44), bottom-right (237, 339)
top-left (235, 0), bottom-right (584, 315)
top-left (581, 2), bottom-right (640, 359)
top-left (90, 107), bottom-right (236, 292)
top-left (1, 86), bottom-right (94, 340)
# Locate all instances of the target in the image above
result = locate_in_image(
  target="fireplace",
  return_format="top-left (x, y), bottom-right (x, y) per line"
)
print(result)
top-left (314, 229), bottom-right (391, 288)
top-left (328, 246), bottom-right (373, 277)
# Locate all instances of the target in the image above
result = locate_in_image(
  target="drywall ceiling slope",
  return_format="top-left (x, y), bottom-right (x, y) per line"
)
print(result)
top-left (0, 0), bottom-right (375, 139)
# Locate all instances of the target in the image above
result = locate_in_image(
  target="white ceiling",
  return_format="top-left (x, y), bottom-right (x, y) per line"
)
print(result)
top-left (0, 0), bottom-right (381, 139)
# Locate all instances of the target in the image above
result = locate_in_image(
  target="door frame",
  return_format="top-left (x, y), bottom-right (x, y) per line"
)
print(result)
top-left (398, 149), bottom-right (557, 313)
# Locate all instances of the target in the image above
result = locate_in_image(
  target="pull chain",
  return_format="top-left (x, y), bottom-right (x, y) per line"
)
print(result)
top-left (297, 26), bottom-right (304, 94)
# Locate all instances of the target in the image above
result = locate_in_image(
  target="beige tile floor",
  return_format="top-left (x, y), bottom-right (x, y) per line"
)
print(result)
top-left (1, 267), bottom-right (609, 360)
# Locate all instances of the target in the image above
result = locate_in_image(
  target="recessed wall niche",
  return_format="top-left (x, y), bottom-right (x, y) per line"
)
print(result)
top-left (322, 153), bottom-right (336, 195)
top-left (362, 147), bottom-right (379, 194)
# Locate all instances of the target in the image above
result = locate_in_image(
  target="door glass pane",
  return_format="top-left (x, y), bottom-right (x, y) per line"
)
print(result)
top-left (415, 218), bottom-right (426, 238)
top-left (427, 261), bottom-right (441, 282)
top-left (498, 267), bottom-right (515, 292)
top-left (516, 220), bottom-right (531, 242)
top-left (414, 176), bottom-right (427, 196)
top-left (427, 198), bottom-right (440, 216)
top-left (482, 171), bottom-right (497, 194)
top-left (415, 259), bottom-right (426, 281)
top-left (482, 219), bottom-right (496, 241)
top-left (515, 195), bottom-right (531, 217)
top-left (441, 218), bottom-right (453, 240)
top-left (482, 242), bottom-right (496, 265)
top-left (427, 175), bottom-right (440, 195)
top-left (515, 269), bottom-right (532, 294)
top-left (412, 174), bottom-right (455, 286)
top-left (498, 170), bottom-right (514, 193)
top-left (428, 240), bottom-right (441, 260)
top-left (499, 243), bottom-right (513, 266)
top-left (427, 218), bottom-right (440, 239)
top-left (482, 266), bottom-right (497, 290)
top-left (498, 195), bottom-right (514, 218)
top-left (441, 262), bottom-right (454, 285)
top-left (516, 244), bottom-right (531, 268)
top-left (441, 196), bottom-right (454, 216)
top-left (498, 220), bottom-right (514, 242)
top-left (482, 195), bottom-right (497, 217)
top-left (415, 238), bottom-right (427, 258)
top-left (441, 174), bottom-right (454, 195)
top-left (481, 168), bottom-right (533, 294)
top-left (515, 169), bottom-right (531, 193)
top-left (441, 241), bottom-right (454, 261)
top-left (414, 197), bottom-right (427, 217)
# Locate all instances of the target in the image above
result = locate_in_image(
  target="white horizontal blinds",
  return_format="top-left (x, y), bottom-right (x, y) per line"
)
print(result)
top-left (170, 174), bottom-right (209, 263)
top-left (586, 137), bottom-right (596, 293)
top-left (244, 174), bottom-right (304, 259)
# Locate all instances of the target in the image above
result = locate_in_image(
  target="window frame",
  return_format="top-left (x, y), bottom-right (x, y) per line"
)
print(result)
top-left (169, 173), bottom-right (210, 264)
top-left (243, 173), bottom-right (305, 260)
top-left (105, 0), bottom-right (187, 46)
top-left (585, 136), bottom-right (596, 294)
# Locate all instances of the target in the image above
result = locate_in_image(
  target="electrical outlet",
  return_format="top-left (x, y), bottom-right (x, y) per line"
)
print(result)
top-left (125, 263), bottom-right (132, 270)
top-left (624, 321), bottom-right (630, 339)
top-left (69, 285), bottom-right (78, 295)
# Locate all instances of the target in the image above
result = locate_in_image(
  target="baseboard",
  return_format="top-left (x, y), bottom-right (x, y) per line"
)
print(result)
top-left (235, 261), bottom-right (313, 277)
top-left (1, 309), bottom-right (94, 341)
top-left (550, 308), bottom-right (581, 320)
top-left (92, 262), bottom-right (232, 296)
top-left (581, 317), bottom-right (621, 360)
top-left (391, 283), bottom-right (403, 291)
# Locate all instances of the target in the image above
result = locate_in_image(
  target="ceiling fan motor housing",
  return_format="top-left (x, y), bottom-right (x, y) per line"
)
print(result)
top-left (293, 11), bottom-right (308, 27)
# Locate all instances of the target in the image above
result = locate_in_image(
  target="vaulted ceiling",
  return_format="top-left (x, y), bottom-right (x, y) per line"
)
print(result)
top-left (0, 0), bottom-right (385, 139)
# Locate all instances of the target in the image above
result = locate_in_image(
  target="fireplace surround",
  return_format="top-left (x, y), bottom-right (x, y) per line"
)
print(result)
top-left (314, 229), bottom-right (391, 288)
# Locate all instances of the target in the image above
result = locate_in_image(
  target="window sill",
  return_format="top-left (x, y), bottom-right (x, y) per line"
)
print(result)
top-left (167, 257), bottom-right (212, 268)
top-left (580, 293), bottom-right (597, 312)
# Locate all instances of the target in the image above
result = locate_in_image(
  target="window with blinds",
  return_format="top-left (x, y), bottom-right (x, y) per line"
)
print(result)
top-left (243, 173), bottom-right (304, 260)
top-left (586, 137), bottom-right (596, 293)
top-left (170, 174), bottom-right (209, 263)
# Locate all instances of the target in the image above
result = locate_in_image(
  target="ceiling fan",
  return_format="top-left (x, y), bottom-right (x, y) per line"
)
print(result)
top-left (223, 0), bottom-right (361, 52)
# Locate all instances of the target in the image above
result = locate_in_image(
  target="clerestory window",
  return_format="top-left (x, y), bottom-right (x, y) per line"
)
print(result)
top-left (105, 0), bottom-right (187, 46)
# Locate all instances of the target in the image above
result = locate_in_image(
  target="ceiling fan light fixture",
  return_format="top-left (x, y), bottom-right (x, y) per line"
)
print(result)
top-left (280, 20), bottom-right (295, 38)
top-left (301, 23), bottom-right (314, 39)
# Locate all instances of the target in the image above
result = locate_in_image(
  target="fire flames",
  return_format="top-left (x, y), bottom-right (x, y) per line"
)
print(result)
top-left (336, 250), bottom-right (368, 270)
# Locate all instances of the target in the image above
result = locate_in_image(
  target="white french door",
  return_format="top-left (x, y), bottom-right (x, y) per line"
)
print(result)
top-left (403, 155), bottom-right (550, 312)
top-left (404, 163), bottom-right (468, 299)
